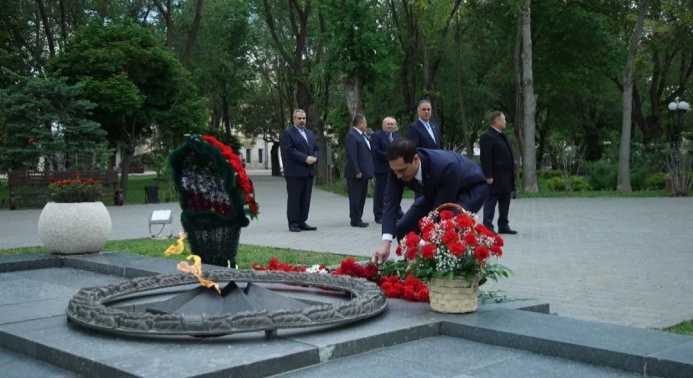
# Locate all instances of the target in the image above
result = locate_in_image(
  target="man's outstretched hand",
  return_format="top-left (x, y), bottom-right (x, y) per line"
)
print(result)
top-left (371, 240), bottom-right (392, 264)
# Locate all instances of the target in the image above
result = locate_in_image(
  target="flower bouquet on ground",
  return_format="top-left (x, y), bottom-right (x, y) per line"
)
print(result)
top-left (397, 203), bottom-right (511, 313)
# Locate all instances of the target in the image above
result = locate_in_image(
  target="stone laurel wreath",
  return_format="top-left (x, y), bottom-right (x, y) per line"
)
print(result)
top-left (66, 269), bottom-right (387, 337)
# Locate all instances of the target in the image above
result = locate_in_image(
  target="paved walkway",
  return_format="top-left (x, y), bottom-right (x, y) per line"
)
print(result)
top-left (1, 170), bottom-right (692, 329)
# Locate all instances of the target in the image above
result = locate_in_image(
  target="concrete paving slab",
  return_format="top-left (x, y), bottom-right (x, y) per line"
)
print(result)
top-left (0, 347), bottom-right (76, 378)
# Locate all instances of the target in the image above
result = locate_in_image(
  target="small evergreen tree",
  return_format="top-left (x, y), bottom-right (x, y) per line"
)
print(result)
top-left (0, 69), bottom-right (110, 172)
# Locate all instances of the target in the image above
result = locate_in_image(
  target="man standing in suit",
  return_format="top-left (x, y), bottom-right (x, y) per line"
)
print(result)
top-left (371, 138), bottom-right (488, 263)
top-left (407, 99), bottom-right (444, 150)
top-left (280, 109), bottom-right (320, 232)
top-left (344, 114), bottom-right (374, 228)
top-left (370, 116), bottom-right (402, 224)
top-left (479, 111), bottom-right (517, 235)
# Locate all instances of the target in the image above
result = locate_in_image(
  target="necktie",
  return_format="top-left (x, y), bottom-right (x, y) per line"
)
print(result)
top-left (425, 122), bottom-right (435, 142)
top-left (298, 127), bottom-right (308, 142)
top-left (388, 133), bottom-right (393, 142)
top-left (363, 133), bottom-right (371, 150)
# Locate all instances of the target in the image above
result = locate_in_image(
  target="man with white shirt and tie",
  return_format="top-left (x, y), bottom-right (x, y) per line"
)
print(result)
top-left (407, 99), bottom-right (444, 150)
top-left (344, 114), bottom-right (375, 227)
top-left (371, 116), bottom-right (402, 224)
top-left (280, 109), bottom-right (320, 233)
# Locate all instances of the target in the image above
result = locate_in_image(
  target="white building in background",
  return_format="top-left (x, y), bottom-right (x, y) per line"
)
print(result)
top-left (235, 132), bottom-right (277, 170)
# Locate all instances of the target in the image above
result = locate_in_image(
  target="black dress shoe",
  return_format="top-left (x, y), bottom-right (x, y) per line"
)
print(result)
top-left (351, 221), bottom-right (369, 228)
top-left (289, 224), bottom-right (301, 232)
top-left (498, 228), bottom-right (518, 235)
top-left (299, 224), bottom-right (317, 231)
top-left (375, 218), bottom-right (382, 224)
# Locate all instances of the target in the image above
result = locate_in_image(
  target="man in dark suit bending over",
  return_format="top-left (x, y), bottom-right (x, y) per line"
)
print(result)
top-left (371, 138), bottom-right (489, 263)
top-left (280, 109), bottom-right (320, 232)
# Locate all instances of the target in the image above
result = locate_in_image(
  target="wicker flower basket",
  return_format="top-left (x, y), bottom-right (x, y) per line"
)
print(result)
top-left (428, 277), bottom-right (479, 313)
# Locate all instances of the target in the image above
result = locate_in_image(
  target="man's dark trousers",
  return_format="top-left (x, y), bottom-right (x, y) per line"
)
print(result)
top-left (373, 173), bottom-right (387, 220)
top-left (286, 176), bottom-right (313, 227)
top-left (347, 177), bottom-right (369, 223)
top-left (483, 191), bottom-right (511, 232)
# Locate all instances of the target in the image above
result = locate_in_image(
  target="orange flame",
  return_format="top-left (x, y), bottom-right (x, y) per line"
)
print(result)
top-left (163, 232), bottom-right (221, 295)
top-left (164, 231), bottom-right (187, 256)
top-left (177, 255), bottom-right (221, 295)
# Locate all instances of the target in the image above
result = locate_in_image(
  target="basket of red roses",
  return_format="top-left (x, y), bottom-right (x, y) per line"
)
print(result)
top-left (398, 203), bottom-right (511, 313)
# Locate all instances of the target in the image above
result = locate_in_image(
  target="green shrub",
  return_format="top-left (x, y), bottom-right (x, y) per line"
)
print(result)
top-left (546, 177), bottom-right (565, 191)
top-left (585, 160), bottom-right (617, 190)
top-left (630, 167), bottom-right (650, 191)
top-left (541, 170), bottom-right (562, 179)
top-left (570, 176), bottom-right (590, 191)
top-left (644, 172), bottom-right (667, 190)
top-left (546, 176), bottom-right (589, 192)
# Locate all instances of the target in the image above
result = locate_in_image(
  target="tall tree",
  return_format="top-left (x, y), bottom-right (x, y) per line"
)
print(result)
top-left (521, 0), bottom-right (538, 192)
top-left (261, 0), bottom-right (330, 184)
top-left (617, 0), bottom-right (649, 192)
top-left (47, 22), bottom-right (207, 197)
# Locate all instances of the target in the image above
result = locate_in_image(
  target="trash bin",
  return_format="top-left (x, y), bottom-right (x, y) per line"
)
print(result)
top-left (144, 185), bottom-right (160, 204)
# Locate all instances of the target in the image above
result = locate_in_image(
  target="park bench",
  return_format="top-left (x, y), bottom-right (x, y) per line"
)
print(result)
top-left (7, 170), bottom-right (123, 210)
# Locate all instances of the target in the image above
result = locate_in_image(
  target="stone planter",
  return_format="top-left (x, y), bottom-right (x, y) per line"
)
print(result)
top-left (38, 202), bottom-right (111, 254)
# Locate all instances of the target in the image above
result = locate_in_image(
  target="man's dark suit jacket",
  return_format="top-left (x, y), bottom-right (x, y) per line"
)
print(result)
top-left (344, 128), bottom-right (374, 179)
top-left (371, 130), bottom-right (399, 175)
top-left (382, 149), bottom-right (487, 236)
top-left (479, 127), bottom-right (515, 194)
top-left (280, 125), bottom-right (320, 177)
top-left (407, 119), bottom-right (443, 149)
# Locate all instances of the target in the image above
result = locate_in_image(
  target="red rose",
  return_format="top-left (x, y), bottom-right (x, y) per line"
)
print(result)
top-left (395, 244), bottom-right (403, 256)
top-left (448, 242), bottom-right (466, 257)
top-left (404, 232), bottom-right (420, 248)
top-left (493, 234), bottom-right (504, 247)
top-left (439, 210), bottom-right (454, 220)
top-left (405, 245), bottom-right (418, 260)
top-left (455, 214), bottom-right (474, 229)
top-left (474, 245), bottom-right (490, 261)
top-left (442, 229), bottom-right (459, 245)
top-left (362, 264), bottom-right (379, 280)
top-left (462, 232), bottom-right (478, 246)
top-left (421, 243), bottom-right (437, 259)
top-left (490, 245), bottom-right (503, 257)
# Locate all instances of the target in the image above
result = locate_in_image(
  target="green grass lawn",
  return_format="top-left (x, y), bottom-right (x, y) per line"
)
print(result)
top-left (0, 238), bottom-right (356, 269)
top-left (663, 320), bottom-right (693, 336)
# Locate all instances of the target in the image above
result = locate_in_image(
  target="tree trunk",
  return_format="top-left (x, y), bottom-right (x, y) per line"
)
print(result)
top-left (153, 0), bottom-right (173, 48)
top-left (521, 0), bottom-right (538, 193)
top-left (222, 93), bottom-right (231, 137)
top-left (344, 71), bottom-right (365, 118)
top-left (182, 0), bottom-right (204, 67)
top-left (617, 0), bottom-right (648, 192)
top-left (36, 0), bottom-right (55, 57)
top-left (513, 12), bottom-right (524, 188)
top-left (453, 20), bottom-right (471, 157)
top-left (58, 0), bottom-right (67, 42)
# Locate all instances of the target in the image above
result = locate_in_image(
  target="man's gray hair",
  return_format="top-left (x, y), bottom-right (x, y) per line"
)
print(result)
top-left (293, 109), bottom-right (306, 117)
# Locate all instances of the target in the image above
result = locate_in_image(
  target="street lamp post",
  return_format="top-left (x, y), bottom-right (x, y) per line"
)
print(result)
top-left (667, 97), bottom-right (690, 195)
top-left (668, 97), bottom-right (690, 145)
